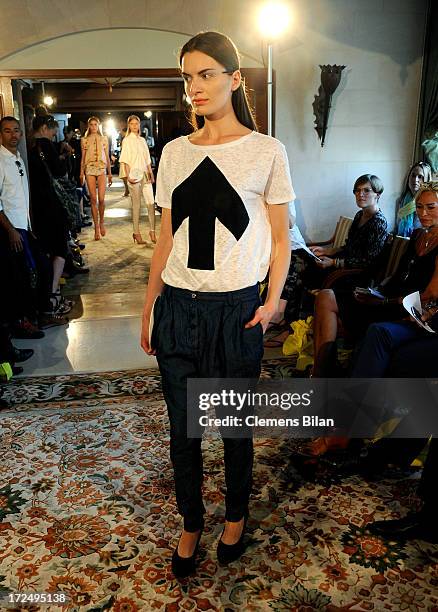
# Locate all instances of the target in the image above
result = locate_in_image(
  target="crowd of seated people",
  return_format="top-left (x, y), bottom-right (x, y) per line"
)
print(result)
top-left (265, 173), bottom-right (388, 348)
top-left (0, 110), bottom-right (93, 404)
top-left (313, 181), bottom-right (438, 376)
top-left (273, 177), bottom-right (438, 542)
top-left (266, 170), bottom-right (436, 373)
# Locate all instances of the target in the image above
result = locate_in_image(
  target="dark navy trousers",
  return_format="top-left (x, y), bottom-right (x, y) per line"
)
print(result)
top-left (153, 283), bottom-right (263, 531)
top-left (351, 320), bottom-right (438, 378)
top-left (352, 320), bottom-right (438, 505)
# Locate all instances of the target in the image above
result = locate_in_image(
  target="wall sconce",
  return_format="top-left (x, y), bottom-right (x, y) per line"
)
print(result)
top-left (313, 64), bottom-right (345, 147)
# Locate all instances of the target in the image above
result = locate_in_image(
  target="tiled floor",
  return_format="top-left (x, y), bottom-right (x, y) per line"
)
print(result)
top-left (16, 181), bottom-right (158, 376)
top-left (15, 315), bottom-right (157, 375)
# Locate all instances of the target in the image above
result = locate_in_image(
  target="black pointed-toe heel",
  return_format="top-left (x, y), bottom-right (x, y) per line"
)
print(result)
top-left (171, 528), bottom-right (203, 579)
top-left (217, 514), bottom-right (248, 565)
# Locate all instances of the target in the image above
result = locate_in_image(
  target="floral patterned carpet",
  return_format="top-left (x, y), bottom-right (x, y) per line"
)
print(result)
top-left (1, 361), bottom-right (437, 611)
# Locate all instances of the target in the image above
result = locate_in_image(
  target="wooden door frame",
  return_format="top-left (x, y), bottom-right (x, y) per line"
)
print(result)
top-left (1, 67), bottom-right (272, 134)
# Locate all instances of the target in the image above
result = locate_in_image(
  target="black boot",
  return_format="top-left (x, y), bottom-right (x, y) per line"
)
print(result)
top-left (367, 509), bottom-right (438, 543)
top-left (9, 347), bottom-right (34, 363)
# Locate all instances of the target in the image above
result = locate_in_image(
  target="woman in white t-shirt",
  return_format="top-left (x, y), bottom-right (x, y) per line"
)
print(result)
top-left (140, 31), bottom-right (293, 579)
top-left (119, 115), bottom-right (156, 245)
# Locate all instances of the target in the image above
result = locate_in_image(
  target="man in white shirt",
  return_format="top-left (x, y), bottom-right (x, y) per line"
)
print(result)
top-left (0, 116), bottom-right (46, 341)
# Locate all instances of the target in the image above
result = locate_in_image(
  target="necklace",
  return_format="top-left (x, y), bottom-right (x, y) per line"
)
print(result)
top-left (425, 229), bottom-right (430, 248)
top-left (423, 226), bottom-right (438, 248)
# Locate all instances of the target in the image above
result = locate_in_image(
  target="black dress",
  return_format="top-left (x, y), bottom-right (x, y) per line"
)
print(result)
top-left (28, 137), bottom-right (69, 259)
top-left (339, 229), bottom-right (438, 340)
top-left (302, 209), bottom-right (388, 290)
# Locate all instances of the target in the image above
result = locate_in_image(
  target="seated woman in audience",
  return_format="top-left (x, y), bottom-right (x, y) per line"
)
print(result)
top-left (308, 174), bottom-right (387, 284)
top-left (395, 161), bottom-right (431, 237)
top-left (313, 181), bottom-right (438, 378)
top-left (266, 174), bottom-right (388, 347)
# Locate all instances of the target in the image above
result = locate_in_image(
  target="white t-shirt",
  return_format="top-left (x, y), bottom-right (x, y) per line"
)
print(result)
top-left (119, 133), bottom-right (151, 179)
top-left (156, 131), bottom-right (295, 291)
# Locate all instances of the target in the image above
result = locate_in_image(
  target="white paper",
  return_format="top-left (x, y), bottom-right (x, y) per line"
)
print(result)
top-left (402, 291), bottom-right (436, 333)
top-left (301, 244), bottom-right (323, 263)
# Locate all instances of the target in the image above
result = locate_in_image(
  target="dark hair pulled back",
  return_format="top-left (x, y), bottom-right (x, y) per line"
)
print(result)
top-left (179, 31), bottom-right (257, 132)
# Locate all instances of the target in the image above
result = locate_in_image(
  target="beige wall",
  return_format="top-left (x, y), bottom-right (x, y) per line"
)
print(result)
top-left (275, 0), bottom-right (427, 236)
top-left (0, 0), bottom-right (428, 236)
top-left (0, 29), bottom-right (261, 70)
top-left (0, 78), bottom-right (14, 116)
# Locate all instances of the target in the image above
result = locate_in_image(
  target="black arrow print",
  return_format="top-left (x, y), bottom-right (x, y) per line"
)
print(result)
top-left (172, 157), bottom-right (250, 270)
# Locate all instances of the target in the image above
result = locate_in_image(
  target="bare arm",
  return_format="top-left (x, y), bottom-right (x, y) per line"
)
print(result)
top-left (355, 256), bottom-right (438, 308)
top-left (0, 210), bottom-right (22, 252)
top-left (121, 162), bottom-right (132, 183)
top-left (79, 140), bottom-right (86, 184)
top-left (311, 245), bottom-right (340, 257)
top-left (140, 208), bottom-right (173, 354)
top-left (246, 203), bottom-right (290, 332)
top-left (105, 138), bottom-right (112, 186)
top-left (146, 163), bottom-right (154, 184)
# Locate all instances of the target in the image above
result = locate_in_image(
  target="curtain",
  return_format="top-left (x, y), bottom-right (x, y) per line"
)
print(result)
top-left (415, 0), bottom-right (438, 168)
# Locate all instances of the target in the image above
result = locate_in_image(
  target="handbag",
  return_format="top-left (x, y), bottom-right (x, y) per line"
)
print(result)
top-left (38, 147), bottom-right (79, 229)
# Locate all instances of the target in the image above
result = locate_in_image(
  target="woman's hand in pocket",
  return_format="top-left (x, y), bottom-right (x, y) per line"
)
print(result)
top-left (141, 314), bottom-right (155, 355)
top-left (245, 304), bottom-right (276, 333)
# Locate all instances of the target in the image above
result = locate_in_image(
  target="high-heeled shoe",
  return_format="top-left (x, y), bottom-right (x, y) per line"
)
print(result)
top-left (44, 293), bottom-right (72, 316)
top-left (133, 233), bottom-right (148, 245)
top-left (217, 514), bottom-right (248, 565)
top-left (149, 230), bottom-right (157, 244)
top-left (171, 526), bottom-right (203, 579)
top-left (54, 290), bottom-right (75, 309)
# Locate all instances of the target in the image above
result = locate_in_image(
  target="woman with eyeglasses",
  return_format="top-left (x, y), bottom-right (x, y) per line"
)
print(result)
top-left (313, 181), bottom-right (438, 380)
top-left (395, 161), bottom-right (432, 237)
top-left (310, 175), bottom-right (387, 277)
top-left (308, 182), bottom-right (438, 457)
top-left (119, 115), bottom-right (156, 245)
top-left (140, 31), bottom-right (293, 578)
top-left (351, 181), bottom-right (438, 376)
top-left (80, 117), bottom-right (112, 240)
top-left (265, 174), bottom-right (388, 349)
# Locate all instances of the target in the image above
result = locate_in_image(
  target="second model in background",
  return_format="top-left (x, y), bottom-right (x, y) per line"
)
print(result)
top-left (119, 115), bottom-right (156, 246)
top-left (80, 117), bottom-right (112, 241)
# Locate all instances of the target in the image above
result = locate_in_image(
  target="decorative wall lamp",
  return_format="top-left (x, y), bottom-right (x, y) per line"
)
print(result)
top-left (313, 64), bottom-right (345, 147)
